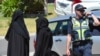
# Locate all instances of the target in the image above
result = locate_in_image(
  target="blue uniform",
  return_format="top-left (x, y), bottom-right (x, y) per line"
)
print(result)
top-left (67, 17), bottom-right (93, 56)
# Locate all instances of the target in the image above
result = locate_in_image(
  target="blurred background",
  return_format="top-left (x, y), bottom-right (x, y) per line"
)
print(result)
top-left (0, 0), bottom-right (56, 36)
top-left (0, 0), bottom-right (56, 56)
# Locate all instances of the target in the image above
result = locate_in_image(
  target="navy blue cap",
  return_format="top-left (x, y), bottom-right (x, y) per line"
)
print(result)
top-left (75, 4), bottom-right (86, 10)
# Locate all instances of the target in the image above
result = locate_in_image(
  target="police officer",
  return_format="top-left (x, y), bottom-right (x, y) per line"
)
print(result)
top-left (66, 4), bottom-right (100, 56)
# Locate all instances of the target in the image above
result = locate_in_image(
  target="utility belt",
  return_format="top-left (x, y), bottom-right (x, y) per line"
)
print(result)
top-left (72, 39), bottom-right (93, 46)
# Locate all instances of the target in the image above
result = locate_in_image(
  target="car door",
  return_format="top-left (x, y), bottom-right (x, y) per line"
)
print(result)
top-left (91, 27), bottom-right (100, 55)
top-left (49, 20), bottom-right (68, 56)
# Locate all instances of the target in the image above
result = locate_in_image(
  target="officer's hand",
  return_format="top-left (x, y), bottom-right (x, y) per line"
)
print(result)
top-left (66, 49), bottom-right (70, 56)
top-left (84, 12), bottom-right (92, 17)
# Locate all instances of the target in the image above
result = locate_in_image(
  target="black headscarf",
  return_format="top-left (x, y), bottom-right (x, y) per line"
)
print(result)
top-left (5, 10), bottom-right (29, 40)
top-left (36, 14), bottom-right (48, 36)
top-left (5, 10), bottom-right (30, 56)
top-left (34, 16), bottom-right (53, 56)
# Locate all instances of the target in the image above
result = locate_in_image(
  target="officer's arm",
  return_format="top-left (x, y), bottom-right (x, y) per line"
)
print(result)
top-left (91, 14), bottom-right (100, 26)
top-left (66, 34), bottom-right (71, 50)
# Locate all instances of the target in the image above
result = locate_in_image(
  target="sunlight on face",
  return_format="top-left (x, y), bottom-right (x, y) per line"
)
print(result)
top-left (75, 9), bottom-right (85, 17)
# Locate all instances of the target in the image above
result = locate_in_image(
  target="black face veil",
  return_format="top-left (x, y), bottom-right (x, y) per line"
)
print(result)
top-left (36, 15), bottom-right (48, 36)
top-left (34, 16), bottom-right (53, 56)
top-left (5, 10), bottom-right (30, 56)
top-left (5, 10), bottom-right (29, 40)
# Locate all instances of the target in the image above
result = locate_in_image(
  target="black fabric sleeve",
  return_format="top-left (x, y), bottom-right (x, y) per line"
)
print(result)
top-left (67, 20), bottom-right (72, 34)
top-left (5, 26), bottom-right (11, 41)
top-left (89, 19), bottom-right (94, 31)
top-left (89, 18), bottom-right (100, 32)
top-left (89, 19), bottom-right (93, 26)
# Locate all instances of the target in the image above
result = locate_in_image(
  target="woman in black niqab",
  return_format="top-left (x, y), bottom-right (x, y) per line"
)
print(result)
top-left (34, 15), bottom-right (53, 56)
top-left (5, 10), bottom-right (30, 56)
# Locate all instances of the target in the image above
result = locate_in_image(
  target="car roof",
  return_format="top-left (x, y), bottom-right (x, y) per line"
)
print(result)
top-left (49, 14), bottom-right (75, 22)
top-left (91, 10), bottom-right (100, 17)
top-left (49, 10), bottom-right (100, 22)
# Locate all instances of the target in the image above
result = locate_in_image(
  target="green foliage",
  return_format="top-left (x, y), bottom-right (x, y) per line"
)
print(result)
top-left (0, 5), bottom-right (2, 12)
top-left (1, 0), bottom-right (45, 17)
top-left (1, 0), bottom-right (20, 17)
top-left (25, 0), bottom-right (44, 14)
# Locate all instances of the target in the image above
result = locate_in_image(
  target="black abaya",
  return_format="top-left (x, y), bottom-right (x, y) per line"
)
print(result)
top-left (34, 16), bottom-right (53, 56)
top-left (5, 10), bottom-right (30, 56)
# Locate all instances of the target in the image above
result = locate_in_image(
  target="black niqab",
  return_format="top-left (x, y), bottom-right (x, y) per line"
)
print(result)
top-left (34, 16), bottom-right (53, 56)
top-left (5, 10), bottom-right (30, 56)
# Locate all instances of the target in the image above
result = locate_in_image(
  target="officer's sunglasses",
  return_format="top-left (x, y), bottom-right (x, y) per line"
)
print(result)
top-left (77, 9), bottom-right (85, 12)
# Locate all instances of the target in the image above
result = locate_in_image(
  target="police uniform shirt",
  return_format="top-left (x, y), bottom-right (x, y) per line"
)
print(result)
top-left (67, 18), bottom-right (93, 37)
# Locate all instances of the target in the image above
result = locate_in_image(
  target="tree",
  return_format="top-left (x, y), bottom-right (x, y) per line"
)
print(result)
top-left (1, 0), bottom-right (21, 17)
top-left (24, 0), bottom-right (45, 14)
top-left (1, 0), bottom-right (47, 17)
top-left (0, 0), bottom-right (2, 4)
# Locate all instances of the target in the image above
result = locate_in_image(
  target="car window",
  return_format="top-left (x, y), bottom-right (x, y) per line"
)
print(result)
top-left (49, 22), bottom-right (57, 34)
top-left (60, 20), bottom-right (68, 35)
top-left (49, 20), bottom-right (68, 36)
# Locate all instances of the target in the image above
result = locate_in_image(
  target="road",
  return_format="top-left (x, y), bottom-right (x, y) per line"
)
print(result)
top-left (0, 34), bottom-right (100, 56)
top-left (0, 34), bottom-right (35, 56)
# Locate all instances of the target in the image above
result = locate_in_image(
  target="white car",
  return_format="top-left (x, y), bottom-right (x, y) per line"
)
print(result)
top-left (34, 10), bottom-right (100, 56)
top-left (54, 0), bottom-right (100, 15)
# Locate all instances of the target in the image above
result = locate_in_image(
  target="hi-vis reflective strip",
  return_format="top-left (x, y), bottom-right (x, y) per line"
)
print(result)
top-left (76, 30), bottom-right (81, 40)
top-left (72, 18), bottom-right (89, 40)
top-left (82, 29), bottom-right (87, 40)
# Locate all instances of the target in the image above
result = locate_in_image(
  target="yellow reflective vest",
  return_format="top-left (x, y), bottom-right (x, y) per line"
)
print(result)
top-left (72, 18), bottom-right (91, 41)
